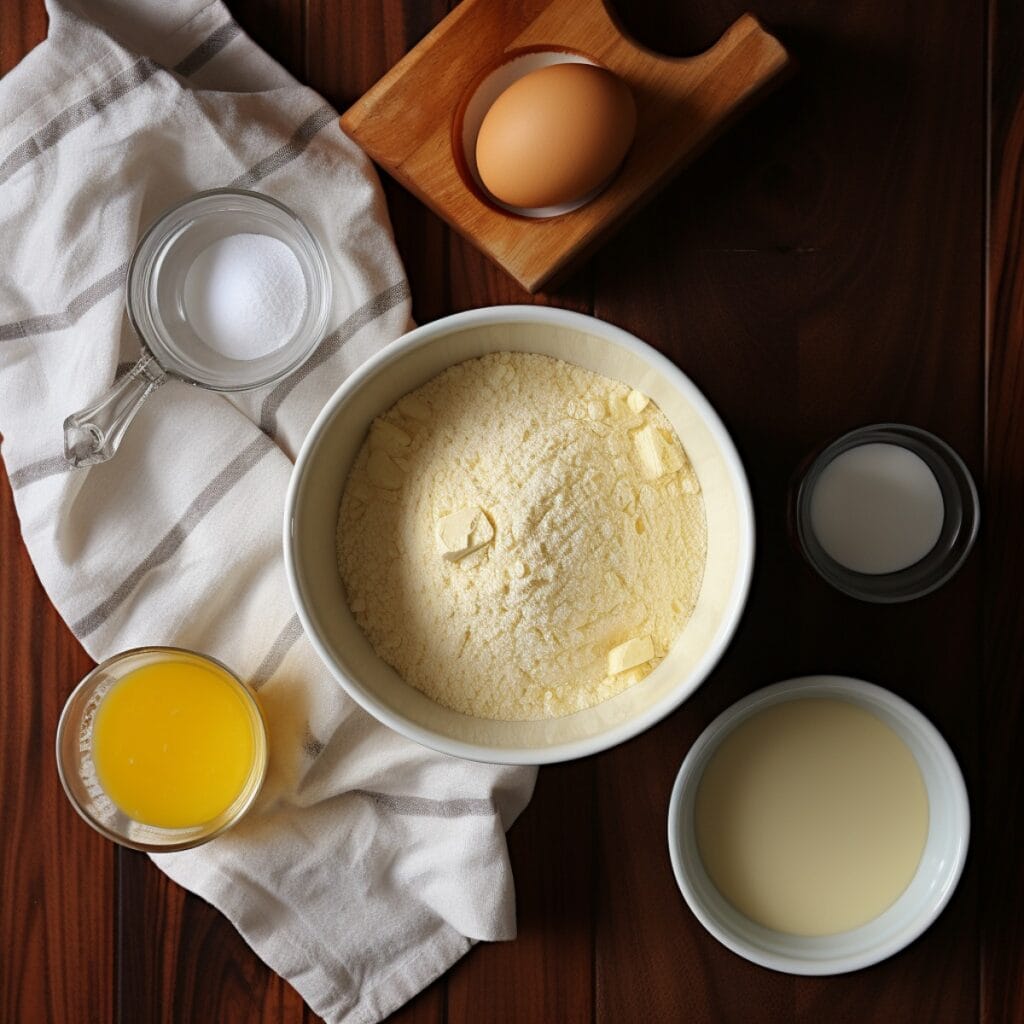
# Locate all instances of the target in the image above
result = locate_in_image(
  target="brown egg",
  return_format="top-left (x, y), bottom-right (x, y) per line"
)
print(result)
top-left (474, 62), bottom-right (637, 210)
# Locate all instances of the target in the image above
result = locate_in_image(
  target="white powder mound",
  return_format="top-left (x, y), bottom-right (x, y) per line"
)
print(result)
top-left (183, 232), bottom-right (306, 361)
top-left (336, 352), bottom-right (707, 721)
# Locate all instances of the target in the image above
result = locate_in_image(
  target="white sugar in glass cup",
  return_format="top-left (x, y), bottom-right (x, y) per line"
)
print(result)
top-left (793, 424), bottom-right (979, 603)
top-left (63, 189), bottom-right (332, 467)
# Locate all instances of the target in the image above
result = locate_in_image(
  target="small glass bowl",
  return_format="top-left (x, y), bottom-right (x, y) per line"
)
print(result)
top-left (56, 647), bottom-right (268, 853)
top-left (128, 187), bottom-right (333, 391)
top-left (64, 189), bottom-right (333, 467)
top-left (792, 424), bottom-right (980, 603)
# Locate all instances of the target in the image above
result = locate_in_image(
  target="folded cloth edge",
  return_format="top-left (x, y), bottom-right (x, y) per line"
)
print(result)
top-left (157, 851), bottom-right (473, 1024)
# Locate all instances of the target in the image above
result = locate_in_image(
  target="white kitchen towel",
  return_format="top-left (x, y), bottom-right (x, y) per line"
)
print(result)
top-left (0, 2), bottom-right (537, 1022)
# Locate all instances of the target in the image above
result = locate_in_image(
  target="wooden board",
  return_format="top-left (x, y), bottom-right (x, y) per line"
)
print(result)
top-left (340, 0), bottom-right (789, 292)
top-left (1, 1), bottom-right (1022, 1023)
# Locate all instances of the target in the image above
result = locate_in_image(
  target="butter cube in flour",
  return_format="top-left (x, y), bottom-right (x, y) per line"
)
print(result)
top-left (437, 507), bottom-right (494, 562)
top-left (369, 419), bottom-right (411, 452)
top-left (627, 389), bottom-right (650, 414)
top-left (397, 395), bottom-right (431, 421)
top-left (608, 635), bottom-right (654, 676)
top-left (632, 424), bottom-right (683, 480)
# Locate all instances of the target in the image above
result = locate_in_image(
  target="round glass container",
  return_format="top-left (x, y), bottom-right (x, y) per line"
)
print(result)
top-left (56, 647), bottom-right (268, 852)
top-left (127, 188), bottom-right (332, 390)
top-left (64, 188), bottom-right (332, 466)
top-left (792, 424), bottom-right (979, 603)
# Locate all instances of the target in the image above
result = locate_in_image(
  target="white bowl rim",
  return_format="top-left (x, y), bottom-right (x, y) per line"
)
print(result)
top-left (284, 304), bottom-right (756, 764)
top-left (666, 674), bottom-right (971, 974)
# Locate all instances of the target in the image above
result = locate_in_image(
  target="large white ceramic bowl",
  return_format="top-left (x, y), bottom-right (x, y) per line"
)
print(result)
top-left (284, 306), bottom-right (755, 764)
top-left (667, 676), bottom-right (970, 974)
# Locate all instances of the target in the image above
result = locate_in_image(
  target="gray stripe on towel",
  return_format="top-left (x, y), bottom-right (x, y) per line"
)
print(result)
top-left (353, 791), bottom-right (496, 818)
top-left (0, 262), bottom-right (129, 342)
top-left (229, 104), bottom-right (337, 190)
top-left (7, 455), bottom-right (70, 490)
top-left (0, 20), bottom-right (239, 188)
top-left (72, 434), bottom-right (274, 637)
top-left (172, 21), bottom-right (241, 77)
top-left (251, 613), bottom-right (304, 690)
top-left (0, 19), bottom-right (239, 339)
top-left (0, 59), bottom-right (160, 187)
top-left (259, 280), bottom-right (411, 435)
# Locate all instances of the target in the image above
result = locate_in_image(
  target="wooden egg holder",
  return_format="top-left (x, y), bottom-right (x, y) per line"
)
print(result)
top-left (340, 0), bottom-right (790, 293)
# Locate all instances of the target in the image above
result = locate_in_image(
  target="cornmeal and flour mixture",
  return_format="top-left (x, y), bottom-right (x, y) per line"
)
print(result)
top-left (336, 352), bottom-right (707, 721)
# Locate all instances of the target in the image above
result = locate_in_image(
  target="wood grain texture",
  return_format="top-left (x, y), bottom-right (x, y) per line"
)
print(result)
top-left (447, 764), bottom-right (595, 1024)
top-left (231, 0), bottom-right (307, 81)
top-left (0, 0), bottom-right (47, 74)
top-left (983, 0), bottom-right (1024, 1019)
top-left (340, 0), bottom-right (790, 291)
top-left (117, 850), bottom-right (312, 1024)
top-left (0, 0), bottom-right (1019, 1022)
top-left (592, 1), bottom-right (983, 1021)
top-left (0, 465), bottom-right (115, 1022)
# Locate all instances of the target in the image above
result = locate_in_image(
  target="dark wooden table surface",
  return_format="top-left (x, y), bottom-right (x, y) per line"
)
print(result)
top-left (2, 1), bottom-right (1022, 1021)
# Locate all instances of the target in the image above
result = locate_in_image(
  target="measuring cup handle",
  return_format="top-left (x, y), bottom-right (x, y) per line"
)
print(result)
top-left (63, 353), bottom-right (167, 467)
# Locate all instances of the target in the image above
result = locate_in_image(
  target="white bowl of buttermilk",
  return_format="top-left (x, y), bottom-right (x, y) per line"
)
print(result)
top-left (284, 306), bottom-right (754, 764)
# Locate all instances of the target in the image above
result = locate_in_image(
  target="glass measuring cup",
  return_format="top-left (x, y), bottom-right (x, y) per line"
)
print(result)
top-left (63, 189), bottom-right (332, 466)
top-left (56, 646), bottom-right (269, 851)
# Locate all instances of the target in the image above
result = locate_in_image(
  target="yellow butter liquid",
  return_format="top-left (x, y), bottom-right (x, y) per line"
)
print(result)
top-left (695, 698), bottom-right (929, 936)
top-left (92, 658), bottom-right (258, 829)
